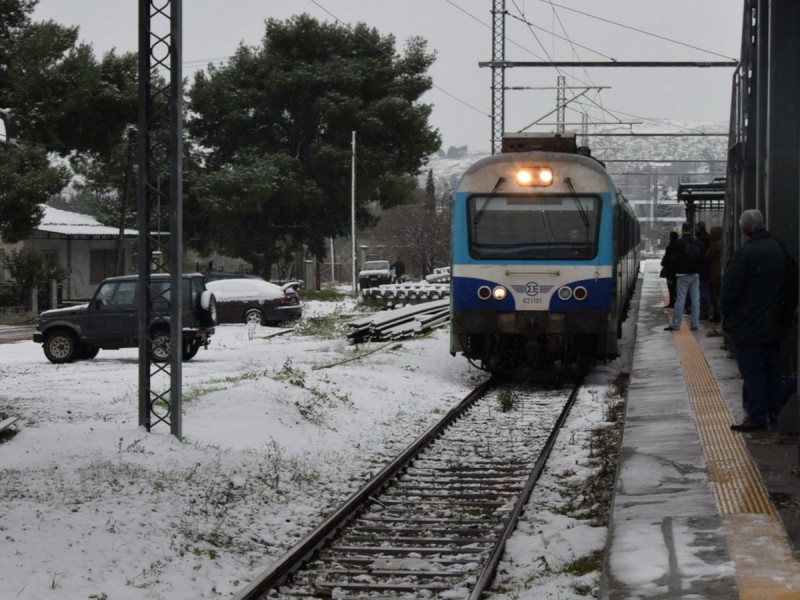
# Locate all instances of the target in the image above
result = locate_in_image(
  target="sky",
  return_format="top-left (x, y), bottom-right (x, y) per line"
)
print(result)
top-left (0, 290), bottom-right (630, 599)
top-left (30, 0), bottom-right (744, 152)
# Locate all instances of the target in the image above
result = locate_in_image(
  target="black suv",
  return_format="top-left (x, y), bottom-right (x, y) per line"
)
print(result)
top-left (33, 273), bottom-right (217, 364)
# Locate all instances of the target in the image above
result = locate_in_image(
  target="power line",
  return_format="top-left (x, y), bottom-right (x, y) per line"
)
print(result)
top-left (506, 6), bottom-right (615, 61)
top-left (442, 0), bottom-right (547, 61)
top-left (532, 0), bottom-right (738, 61)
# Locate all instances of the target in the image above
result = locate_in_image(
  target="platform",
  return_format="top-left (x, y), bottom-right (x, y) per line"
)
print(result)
top-left (601, 260), bottom-right (800, 599)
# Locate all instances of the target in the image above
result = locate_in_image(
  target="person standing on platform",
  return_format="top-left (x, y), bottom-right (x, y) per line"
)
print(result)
top-left (707, 226), bottom-right (723, 322)
top-left (721, 209), bottom-right (785, 432)
top-left (695, 221), bottom-right (712, 320)
top-left (660, 231), bottom-right (679, 308)
top-left (664, 222), bottom-right (703, 332)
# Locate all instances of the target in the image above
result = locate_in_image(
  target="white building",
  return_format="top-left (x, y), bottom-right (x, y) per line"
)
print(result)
top-left (19, 205), bottom-right (138, 301)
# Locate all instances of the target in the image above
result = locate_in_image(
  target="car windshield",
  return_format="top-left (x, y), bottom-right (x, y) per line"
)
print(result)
top-left (95, 281), bottom-right (136, 307)
top-left (362, 261), bottom-right (389, 271)
top-left (468, 194), bottom-right (600, 260)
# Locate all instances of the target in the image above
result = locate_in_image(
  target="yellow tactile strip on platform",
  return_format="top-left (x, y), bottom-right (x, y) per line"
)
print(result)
top-left (669, 323), bottom-right (800, 598)
top-left (671, 326), bottom-right (774, 515)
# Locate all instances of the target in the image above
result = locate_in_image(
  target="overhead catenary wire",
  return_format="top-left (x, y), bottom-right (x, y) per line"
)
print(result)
top-left (499, 0), bottom-right (737, 135)
top-left (532, 0), bottom-right (738, 62)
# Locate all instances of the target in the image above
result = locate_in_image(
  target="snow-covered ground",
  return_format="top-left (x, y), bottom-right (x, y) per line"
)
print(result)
top-left (0, 293), bottom-right (632, 599)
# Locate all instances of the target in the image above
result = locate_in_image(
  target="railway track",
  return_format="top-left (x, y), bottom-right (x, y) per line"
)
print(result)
top-left (235, 377), bottom-right (583, 599)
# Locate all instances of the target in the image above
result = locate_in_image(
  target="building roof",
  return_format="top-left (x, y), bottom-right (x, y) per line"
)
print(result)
top-left (36, 205), bottom-right (138, 239)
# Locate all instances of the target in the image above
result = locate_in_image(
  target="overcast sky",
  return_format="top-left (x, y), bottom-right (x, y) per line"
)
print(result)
top-left (32, 0), bottom-right (743, 152)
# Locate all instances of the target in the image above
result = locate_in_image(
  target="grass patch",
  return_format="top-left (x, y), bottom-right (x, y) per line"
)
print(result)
top-left (292, 310), bottom-right (349, 339)
top-left (272, 359), bottom-right (352, 424)
top-left (180, 370), bottom-right (269, 403)
top-left (301, 287), bottom-right (349, 302)
top-left (0, 312), bottom-right (34, 326)
top-left (497, 389), bottom-right (520, 412)
top-left (563, 549), bottom-right (604, 577)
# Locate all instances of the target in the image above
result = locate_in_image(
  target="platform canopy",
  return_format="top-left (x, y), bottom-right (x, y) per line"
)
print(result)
top-left (677, 178), bottom-right (726, 222)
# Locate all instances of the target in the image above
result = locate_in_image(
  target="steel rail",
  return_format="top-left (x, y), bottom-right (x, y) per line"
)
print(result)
top-left (233, 377), bottom-right (495, 600)
top-left (469, 378), bottom-right (584, 598)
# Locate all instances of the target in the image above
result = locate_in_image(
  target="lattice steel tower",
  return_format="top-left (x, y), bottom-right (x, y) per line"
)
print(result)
top-left (137, 0), bottom-right (184, 438)
top-left (490, 0), bottom-right (506, 154)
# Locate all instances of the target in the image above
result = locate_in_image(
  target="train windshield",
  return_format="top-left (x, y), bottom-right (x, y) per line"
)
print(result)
top-left (468, 194), bottom-right (600, 260)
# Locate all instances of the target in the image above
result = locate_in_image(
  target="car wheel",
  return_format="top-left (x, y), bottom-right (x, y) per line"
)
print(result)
top-left (77, 345), bottom-right (100, 360)
top-left (43, 330), bottom-right (78, 364)
top-left (244, 309), bottom-right (265, 326)
top-left (200, 291), bottom-right (218, 325)
top-left (183, 340), bottom-right (200, 361)
top-left (150, 330), bottom-right (171, 362)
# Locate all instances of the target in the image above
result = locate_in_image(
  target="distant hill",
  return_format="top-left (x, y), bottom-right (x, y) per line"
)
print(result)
top-left (424, 121), bottom-right (728, 193)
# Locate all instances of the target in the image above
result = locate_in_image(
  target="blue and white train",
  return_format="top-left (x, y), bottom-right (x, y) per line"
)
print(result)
top-left (449, 133), bottom-right (640, 372)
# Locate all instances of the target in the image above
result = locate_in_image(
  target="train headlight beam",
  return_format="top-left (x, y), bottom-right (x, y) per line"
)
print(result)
top-left (515, 166), bottom-right (554, 186)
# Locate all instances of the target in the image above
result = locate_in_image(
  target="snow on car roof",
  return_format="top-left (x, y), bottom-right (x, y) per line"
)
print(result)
top-left (206, 278), bottom-right (284, 301)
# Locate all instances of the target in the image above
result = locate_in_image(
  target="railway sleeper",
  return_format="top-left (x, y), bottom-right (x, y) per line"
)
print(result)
top-left (310, 581), bottom-right (462, 600)
top-left (338, 535), bottom-right (497, 546)
top-left (320, 568), bottom-right (469, 578)
top-left (403, 474), bottom-right (530, 484)
top-left (356, 514), bottom-right (499, 523)
top-left (392, 480), bottom-right (526, 491)
top-left (357, 508), bottom-right (507, 521)
top-left (326, 545), bottom-right (489, 556)
top-left (313, 580), bottom-right (469, 593)
top-left (314, 555), bottom-right (482, 567)
top-left (406, 464), bottom-right (533, 474)
top-left (349, 526), bottom-right (501, 536)
top-left (378, 490), bottom-right (520, 501)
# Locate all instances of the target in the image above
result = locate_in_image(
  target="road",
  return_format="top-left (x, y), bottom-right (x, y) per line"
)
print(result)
top-left (0, 325), bottom-right (34, 344)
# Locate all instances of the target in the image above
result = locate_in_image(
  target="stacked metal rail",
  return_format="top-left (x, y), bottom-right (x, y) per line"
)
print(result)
top-left (346, 299), bottom-right (449, 343)
top-left (361, 283), bottom-right (450, 308)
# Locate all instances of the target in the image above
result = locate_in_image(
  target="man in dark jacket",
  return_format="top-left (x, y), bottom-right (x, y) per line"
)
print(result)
top-left (695, 221), bottom-right (711, 319)
top-left (391, 257), bottom-right (405, 284)
top-left (660, 231), bottom-right (679, 307)
top-left (721, 209), bottom-right (785, 431)
top-left (665, 222), bottom-right (703, 332)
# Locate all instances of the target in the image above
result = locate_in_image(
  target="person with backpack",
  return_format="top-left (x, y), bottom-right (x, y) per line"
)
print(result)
top-left (721, 209), bottom-right (786, 432)
top-left (665, 222), bottom-right (704, 332)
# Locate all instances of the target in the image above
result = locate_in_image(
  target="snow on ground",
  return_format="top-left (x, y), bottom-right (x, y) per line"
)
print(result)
top-left (0, 293), bottom-right (631, 599)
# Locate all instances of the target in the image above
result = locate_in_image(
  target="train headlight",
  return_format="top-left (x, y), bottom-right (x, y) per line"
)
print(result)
top-left (557, 286), bottom-right (573, 301)
top-left (492, 286), bottom-right (507, 300)
top-left (516, 166), bottom-right (554, 187)
top-left (573, 286), bottom-right (588, 301)
top-left (477, 285), bottom-right (492, 300)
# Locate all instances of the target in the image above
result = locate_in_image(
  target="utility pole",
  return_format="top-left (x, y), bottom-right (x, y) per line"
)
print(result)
top-left (490, 0), bottom-right (505, 154)
top-left (137, 0), bottom-right (183, 438)
top-left (556, 76), bottom-right (566, 134)
top-left (351, 131), bottom-right (357, 296)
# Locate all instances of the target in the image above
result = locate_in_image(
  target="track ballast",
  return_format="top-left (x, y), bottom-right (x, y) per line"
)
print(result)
top-left (235, 378), bottom-right (582, 599)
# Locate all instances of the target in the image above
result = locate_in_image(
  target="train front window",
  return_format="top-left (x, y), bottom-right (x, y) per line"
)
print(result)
top-left (467, 194), bottom-right (600, 260)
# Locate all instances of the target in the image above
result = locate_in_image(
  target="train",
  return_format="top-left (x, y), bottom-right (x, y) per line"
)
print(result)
top-left (449, 133), bottom-right (640, 373)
